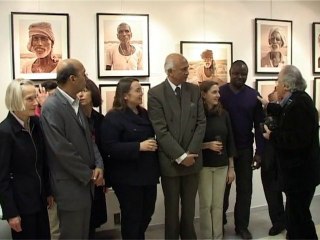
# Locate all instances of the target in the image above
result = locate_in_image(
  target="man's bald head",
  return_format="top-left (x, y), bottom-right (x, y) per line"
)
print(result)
top-left (56, 59), bottom-right (84, 85)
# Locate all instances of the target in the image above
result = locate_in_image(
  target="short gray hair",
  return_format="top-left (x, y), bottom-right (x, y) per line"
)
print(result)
top-left (117, 22), bottom-right (131, 34)
top-left (279, 65), bottom-right (307, 92)
top-left (5, 79), bottom-right (35, 111)
top-left (164, 57), bottom-right (174, 75)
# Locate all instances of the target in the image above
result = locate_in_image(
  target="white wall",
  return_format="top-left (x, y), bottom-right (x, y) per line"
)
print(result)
top-left (1, 0), bottom-right (320, 236)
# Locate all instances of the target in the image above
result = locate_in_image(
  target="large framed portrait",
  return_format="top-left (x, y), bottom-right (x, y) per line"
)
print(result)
top-left (11, 12), bottom-right (69, 80)
top-left (97, 13), bottom-right (149, 78)
top-left (255, 18), bottom-right (292, 74)
top-left (255, 78), bottom-right (277, 100)
top-left (312, 23), bottom-right (320, 74)
top-left (180, 41), bottom-right (233, 86)
top-left (314, 77), bottom-right (320, 124)
top-left (99, 83), bottom-right (150, 115)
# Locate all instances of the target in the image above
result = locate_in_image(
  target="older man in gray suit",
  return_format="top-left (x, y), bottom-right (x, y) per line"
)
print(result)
top-left (40, 59), bottom-right (104, 239)
top-left (148, 53), bottom-right (206, 239)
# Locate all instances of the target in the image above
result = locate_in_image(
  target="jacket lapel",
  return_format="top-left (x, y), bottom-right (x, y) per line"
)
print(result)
top-left (180, 83), bottom-right (191, 134)
top-left (56, 91), bottom-right (84, 129)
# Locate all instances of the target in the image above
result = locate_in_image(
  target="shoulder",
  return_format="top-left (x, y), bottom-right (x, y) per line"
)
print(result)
top-left (291, 91), bottom-right (314, 106)
top-left (149, 81), bottom-right (166, 95)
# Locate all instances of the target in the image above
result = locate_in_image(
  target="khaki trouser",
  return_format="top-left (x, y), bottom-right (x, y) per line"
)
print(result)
top-left (198, 166), bottom-right (228, 239)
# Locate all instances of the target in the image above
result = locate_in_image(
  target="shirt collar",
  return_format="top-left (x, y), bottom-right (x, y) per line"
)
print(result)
top-left (10, 111), bottom-right (29, 129)
top-left (279, 92), bottom-right (292, 107)
top-left (167, 79), bottom-right (181, 92)
top-left (57, 87), bottom-right (80, 113)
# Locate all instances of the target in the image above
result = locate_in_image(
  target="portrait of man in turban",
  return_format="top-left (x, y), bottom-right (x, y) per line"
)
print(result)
top-left (21, 22), bottom-right (59, 73)
top-left (11, 12), bottom-right (69, 80)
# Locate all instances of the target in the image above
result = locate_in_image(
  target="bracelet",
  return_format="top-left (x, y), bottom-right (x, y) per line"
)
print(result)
top-left (229, 166), bottom-right (234, 168)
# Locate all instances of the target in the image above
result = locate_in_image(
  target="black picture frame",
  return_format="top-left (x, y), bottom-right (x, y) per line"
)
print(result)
top-left (97, 13), bottom-right (149, 78)
top-left (255, 78), bottom-right (277, 100)
top-left (11, 12), bottom-right (69, 80)
top-left (99, 83), bottom-right (150, 115)
top-left (312, 22), bottom-right (320, 74)
top-left (314, 77), bottom-right (320, 124)
top-left (180, 41), bottom-right (233, 85)
top-left (255, 18), bottom-right (292, 74)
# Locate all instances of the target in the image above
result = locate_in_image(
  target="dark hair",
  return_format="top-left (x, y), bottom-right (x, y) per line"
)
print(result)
top-left (86, 78), bottom-right (102, 107)
top-left (41, 80), bottom-right (57, 91)
top-left (230, 60), bottom-right (248, 70)
top-left (56, 63), bottom-right (77, 85)
top-left (199, 80), bottom-right (223, 116)
top-left (112, 77), bottom-right (139, 111)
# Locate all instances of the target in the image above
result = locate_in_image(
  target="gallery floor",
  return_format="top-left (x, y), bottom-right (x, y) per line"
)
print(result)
top-left (94, 195), bottom-right (320, 239)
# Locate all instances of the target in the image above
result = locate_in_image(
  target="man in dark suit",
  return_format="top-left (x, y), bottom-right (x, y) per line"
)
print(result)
top-left (148, 53), bottom-right (206, 239)
top-left (260, 65), bottom-right (320, 239)
top-left (40, 59), bottom-right (104, 239)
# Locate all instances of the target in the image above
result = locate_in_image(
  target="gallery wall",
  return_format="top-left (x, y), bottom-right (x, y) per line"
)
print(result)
top-left (0, 0), bottom-right (320, 235)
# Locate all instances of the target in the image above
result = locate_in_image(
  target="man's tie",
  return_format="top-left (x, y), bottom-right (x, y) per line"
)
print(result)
top-left (175, 87), bottom-right (181, 106)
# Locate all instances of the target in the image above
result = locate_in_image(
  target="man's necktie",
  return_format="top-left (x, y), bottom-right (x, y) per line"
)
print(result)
top-left (175, 87), bottom-right (181, 106)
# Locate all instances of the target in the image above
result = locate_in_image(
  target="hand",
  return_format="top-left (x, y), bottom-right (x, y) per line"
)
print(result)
top-left (140, 139), bottom-right (158, 152)
top-left (226, 167), bottom-right (235, 184)
top-left (204, 141), bottom-right (223, 154)
top-left (181, 153), bottom-right (199, 167)
top-left (47, 195), bottom-right (55, 209)
top-left (257, 96), bottom-right (269, 108)
top-left (262, 124), bottom-right (271, 140)
top-left (36, 84), bottom-right (49, 106)
top-left (252, 154), bottom-right (262, 170)
top-left (92, 168), bottom-right (104, 186)
top-left (8, 216), bottom-right (22, 232)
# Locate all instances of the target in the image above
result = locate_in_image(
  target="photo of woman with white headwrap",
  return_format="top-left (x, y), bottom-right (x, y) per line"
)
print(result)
top-left (255, 18), bottom-right (292, 73)
top-left (261, 27), bottom-right (287, 68)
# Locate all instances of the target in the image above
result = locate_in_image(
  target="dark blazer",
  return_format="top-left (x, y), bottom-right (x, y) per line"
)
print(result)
top-left (0, 113), bottom-right (50, 219)
top-left (100, 107), bottom-right (159, 186)
top-left (87, 109), bottom-right (107, 228)
top-left (148, 79), bottom-right (206, 177)
top-left (267, 91), bottom-right (320, 191)
top-left (40, 89), bottom-right (96, 211)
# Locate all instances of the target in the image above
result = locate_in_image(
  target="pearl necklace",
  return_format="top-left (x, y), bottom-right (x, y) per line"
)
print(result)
top-left (119, 44), bottom-right (133, 63)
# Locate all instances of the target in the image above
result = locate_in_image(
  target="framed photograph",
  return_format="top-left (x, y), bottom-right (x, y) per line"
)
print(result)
top-left (99, 83), bottom-right (150, 115)
top-left (97, 13), bottom-right (149, 78)
top-left (180, 41), bottom-right (233, 86)
top-left (11, 12), bottom-right (69, 80)
top-left (314, 77), bottom-right (320, 124)
top-left (255, 79), bottom-right (277, 100)
top-left (255, 18), bottom-right (292, 74)
top-left (312, 23), bottom-right (320, 73)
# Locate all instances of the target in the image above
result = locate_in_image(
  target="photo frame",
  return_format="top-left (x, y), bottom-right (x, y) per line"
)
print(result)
top-left (314, 77), bottom-right (320, 124)
top-left (11, 12), bottom-right (69, 80)
top-left (97, 13), bottom-right (149, 78)
top-left (255, 18), bottom-right (292, 74)
top-left (255, 79), bottom-right (277, 100)
top-left (180, 41), bottom-right (233, 86)
top-left (99, 83), bottom-right (150, 115)
top-left (312, 23), bottom-right (320, 73)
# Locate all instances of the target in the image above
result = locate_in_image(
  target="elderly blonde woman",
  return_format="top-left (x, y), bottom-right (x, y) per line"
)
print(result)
top-left (261, 27), bottom-right (287, 68)
top-left (21, 22), bottom-right (59, 73)
top-left (0, 79), bottom-right (52, 239)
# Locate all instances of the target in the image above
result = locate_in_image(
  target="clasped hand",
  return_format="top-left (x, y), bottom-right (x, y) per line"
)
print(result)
top-left (140, 139), bottom-right (158, 152)
top-left (181, 153), bottom-right (199, 167)
top-left (206, 141), bottom-right (223, 153)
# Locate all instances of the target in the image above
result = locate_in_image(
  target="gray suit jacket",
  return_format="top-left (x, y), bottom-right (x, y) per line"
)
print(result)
top-left (148, 79), bottom-right (206, 177)
top-left (40, 90), bottom-right (96, 211)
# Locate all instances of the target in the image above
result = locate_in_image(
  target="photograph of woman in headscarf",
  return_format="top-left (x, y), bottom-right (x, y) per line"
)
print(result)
top-left (261, 27), bottom-right (287, 68)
